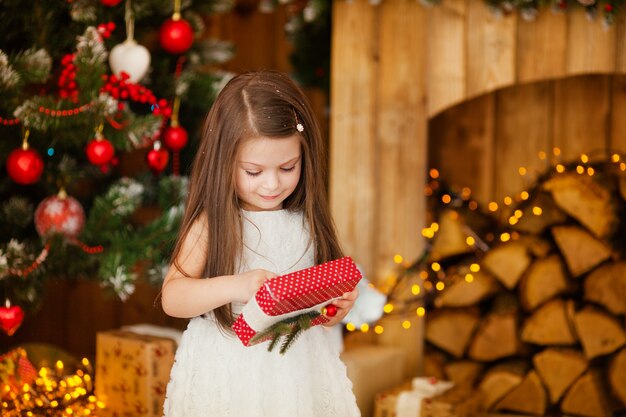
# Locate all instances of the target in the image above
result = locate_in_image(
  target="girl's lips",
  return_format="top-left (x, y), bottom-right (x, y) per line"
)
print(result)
top-left (260, 194), bottom-right (280, 200)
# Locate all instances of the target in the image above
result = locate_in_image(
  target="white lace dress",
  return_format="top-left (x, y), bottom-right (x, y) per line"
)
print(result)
top-left (163, 209), bottom-right (360, 417)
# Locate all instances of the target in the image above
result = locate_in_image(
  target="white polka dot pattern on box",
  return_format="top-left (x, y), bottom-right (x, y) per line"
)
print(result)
top-left (232, 256), bottom-right (362, 346)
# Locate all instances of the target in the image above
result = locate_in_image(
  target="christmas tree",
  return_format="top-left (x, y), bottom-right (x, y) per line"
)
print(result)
top-left (0, 0), bottom-right (236, 329)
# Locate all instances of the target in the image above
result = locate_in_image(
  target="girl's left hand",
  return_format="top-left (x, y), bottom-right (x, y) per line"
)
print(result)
top-left (322, 287), bottom-right (359, 327)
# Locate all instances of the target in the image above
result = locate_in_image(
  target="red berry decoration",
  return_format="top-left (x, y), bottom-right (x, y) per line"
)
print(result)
top-left (34, 191), bottom-right (86, 239)
top-left (7, 145), bottom-right (44, 185)
top-left (163, 125), bottom-right (188, 151)
top-left (85, 136), bottom-right (115, 165)
top-left (0, 302), bottom-right (25, 336)
top-left (159, 17), bottom-right (194, 54)
top-left (322, 304), bottom-right (338, 318)
top-left (100, 0), bottom-right (123, 6)
top-left (146, 141), bottom-right (169, 173)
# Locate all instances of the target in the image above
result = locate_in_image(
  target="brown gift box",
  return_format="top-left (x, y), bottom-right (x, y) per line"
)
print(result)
top-left (96, 330), bottom-right (176, 417)
top-left (341, 344), bottom-right (406, 417)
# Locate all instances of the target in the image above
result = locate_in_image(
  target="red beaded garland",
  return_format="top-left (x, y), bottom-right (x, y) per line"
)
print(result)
top-left (159, 18), bottom-right (194, 54)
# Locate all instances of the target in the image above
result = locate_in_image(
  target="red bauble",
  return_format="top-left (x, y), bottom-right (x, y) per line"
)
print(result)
top-left (6, 147), bottom-right (44, 185)
top-left (34, 193), bottom-right (86, 239)
top-left (163, 125), bottom-right (188, 151)
top-left (146, 146), bottom-right (170, 173)
top-left (85, 137), bottom-right (115, 165)
top-left (159, 18), bottom-right (194, 54)
top-left (0, 304), bottom-right (24, 336)
top-left (322, 304), bottom-right (338, 318)
top-left (100, 0), bottom-right (123, 6)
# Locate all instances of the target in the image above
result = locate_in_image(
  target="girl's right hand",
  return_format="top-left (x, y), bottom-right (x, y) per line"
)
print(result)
top-left (232, 269), bottom-right (277, 303)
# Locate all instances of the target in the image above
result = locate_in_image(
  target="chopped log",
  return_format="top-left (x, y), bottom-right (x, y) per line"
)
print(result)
top-left (444, 360), bottom-right (484, 387)
top-left (519, 254), bottom-right (569, 311)
top-left (494, 370), bottom-right (547, 416)
top-left (551, 226), bottom-right (612, 277)
top-left (468, 312), bottom-right (518, 361)
top-left (425, 309), bottom-right (480, 358)
top-left (561, 370), bottom-right (612, 417)
top-left (584, 261), bottom-right (626, 315)
top-left (437, 271), bottom-right (499, 307)
top-left (423, 349), bottom-right (447, 380)
top-left (532, 348), bottom-right (588, 404)
top-left (479, 366), bottom-right (524, 410)
top-left (573, 306), bottom-right (626, 359)
top-left (429, 209), bottom-right (473, 262)
top-left (516, 235), bottom-right (553, 258)
top-left (513, 192), bottom-right (568, 234)
top-left (608, 348), bottom-right (626, 407)
top-left (521, 299), bottom-right (577, 346)
top-left (421, 385), bottom-right (484, 417)
top-left (543, 172), bottom-right (615, 238)
top-left (482, 242), bottom-right (532, 290)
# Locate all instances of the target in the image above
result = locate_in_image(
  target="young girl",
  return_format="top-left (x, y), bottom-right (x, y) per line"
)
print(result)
top-left (161, 70), bottom-right (360, 416)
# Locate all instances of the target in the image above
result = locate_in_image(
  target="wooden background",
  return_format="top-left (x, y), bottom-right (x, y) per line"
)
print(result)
top-left (330, 0), bottom-right (626, 288)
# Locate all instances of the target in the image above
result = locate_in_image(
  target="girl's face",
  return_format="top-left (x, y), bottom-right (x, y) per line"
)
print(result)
top-left (235, 134), bottom-right (302, 211)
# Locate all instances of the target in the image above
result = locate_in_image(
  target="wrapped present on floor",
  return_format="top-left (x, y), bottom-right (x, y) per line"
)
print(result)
top-left (232, 256), bottom-right (362, 351)
top-left (96, 330), bottom-right (176, 417)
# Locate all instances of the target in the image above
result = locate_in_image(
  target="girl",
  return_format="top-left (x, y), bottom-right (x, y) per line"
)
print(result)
top-left (161, 70), bottom-right (360, 416)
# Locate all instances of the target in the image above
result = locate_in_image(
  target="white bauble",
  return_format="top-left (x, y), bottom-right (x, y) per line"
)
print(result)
top-left (109, 39), bottom-right (151, 83)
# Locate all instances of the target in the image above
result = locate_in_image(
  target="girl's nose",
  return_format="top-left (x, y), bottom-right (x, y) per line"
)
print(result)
top-left (262, 172), bottom-right (279, 190)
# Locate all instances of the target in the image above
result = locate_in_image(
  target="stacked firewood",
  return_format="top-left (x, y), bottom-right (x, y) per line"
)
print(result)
top-left (407, 162), bottom-right (626, 416)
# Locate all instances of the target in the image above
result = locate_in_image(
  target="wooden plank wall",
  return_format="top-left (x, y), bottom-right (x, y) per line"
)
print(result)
top-left (331, 0), bottom-right (626, 283)
top-left (430, 74), bottom-right (626, 208)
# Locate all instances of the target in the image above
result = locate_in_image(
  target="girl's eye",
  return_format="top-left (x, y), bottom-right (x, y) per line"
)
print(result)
top-left (280, 166), bottom-right (296, 172)
top-left (245, 171), bottom-right (261, 177)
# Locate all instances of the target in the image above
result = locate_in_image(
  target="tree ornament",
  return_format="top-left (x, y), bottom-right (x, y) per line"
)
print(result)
top-left (322, 304), bottom-right (338, 317)
top-left (6, 130), bottom-right (44, 185)
top-left (34, 189), bottom-right (86, 239)
top-left (0, 300), bottom-right (25, 336)
top-left (163, 97), bottom-right (187, 151)
top-left (100, 0), bottom-right (123, 6)
top-left (85, 124), bottom-right (115, 165)
top-left (146, 140), bottom-right (169, 173)
top-left (159, 2), bottom-right (194, 55)
top-left (109, 0), bottom-right (151, 82)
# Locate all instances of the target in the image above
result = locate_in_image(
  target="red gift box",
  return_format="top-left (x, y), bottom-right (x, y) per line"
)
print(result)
top-left (232, 256), bottom-right (362, 346)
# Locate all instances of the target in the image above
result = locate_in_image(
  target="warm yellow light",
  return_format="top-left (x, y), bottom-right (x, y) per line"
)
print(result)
top-left (621, 162), bottom-right (626, 171)
top-left (360, 323), bottom-right (370, 332)
top-left (488, 202), bottom-right (498, 212)
top-left (538, 151), bottom-right (547, 160)
top-left (470, 263), bottom-right (480, 272)
top-left (402, 320), bottom-right (411, 329)
top-left (501, 233), bottom-right (511, 242)
top-left (435, 282), bottom-right (445, 291)
top-left (612, 154), bottom-right (620, 162)
top-left (416, 307), bottom-right (426, 317)
top-left (56, 361), bottom-right (64, 371)
top-left (556, 164), bottom-right (565, 173)
top-left (509, 216), bottom-right (518, 225)
top-left (431, 222), bottom-right (439, 232)
top-left (82, 358), bottom-right (90, 367)
top-left (553, 147), bottom-right (561, 156)
top-left (424, 187), bottom-right (433, 196)
top-left (424, 281), bottom-right (433, 290)
top-left (23, 383), bottom-right (30, 392)
top-left (422, 228), bottom-right (434, 238)
top-left (461, 187), bottom-right (471, 200)
top-left (466, 236), bottom-right (475, 246)
top-left (411, 284), bottom-right (421, 295)
top-left (581, 154), bottom-right (589, 163)
top-left (503, 196), bottom-right (512, 206)
top-left (383, 303), bottom-right (394, 314)
top-left (520, 191), bottom-right (529, 200)
top-left (51, 400), bottom-right (59, 407)
top-left (442, 194), bottom-right (451, 204)
top-left (429, 168), bottom-right (440, 179)
top-left (419, 271), bottom-right (429, 280)
top-left (393, 254), bottom-right (403, 264)
top-left (587, 167), bottom-right (594, 176)
top-left (96, 401), bottom-right (105, 408)
top-left (514, 209), bottom-right (523, 218)
top-left (518, 167), bottom-right (527, 176)
top-left (374, 325), bottom-right (384, 334)
top-left (532, 206), bottom-right (542, 216)
top-left (66, 407), bottom-right (73, 414)
top-left (468, 201), bottom-right (478, 210)
top-left (465, 273), bottom-right (474, 283)
top-left (431, 262), bottom-right (441, 272)
top-left (576, 165), bottom-right (584, 174)
top-left (346, 322), bottom-right (356, 331)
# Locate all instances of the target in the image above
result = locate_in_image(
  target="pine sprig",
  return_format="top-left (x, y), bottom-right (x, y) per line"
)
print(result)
top-left (249, 311), bottom-right (321, 354)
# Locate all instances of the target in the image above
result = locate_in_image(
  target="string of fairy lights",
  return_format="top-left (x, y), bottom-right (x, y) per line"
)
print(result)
top-left (343, 148), bottom-right (626, 335)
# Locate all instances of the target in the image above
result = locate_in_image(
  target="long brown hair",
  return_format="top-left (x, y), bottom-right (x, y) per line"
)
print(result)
top-left (169, 70), bottom-right (344, 330)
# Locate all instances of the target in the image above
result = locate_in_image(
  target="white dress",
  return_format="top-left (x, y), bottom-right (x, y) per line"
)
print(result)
top-left (163, 209), bottom-right (360, 417)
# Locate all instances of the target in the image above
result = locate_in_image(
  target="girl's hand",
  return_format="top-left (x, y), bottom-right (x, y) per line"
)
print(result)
top-left (322, 287), bottom-right (359, 327)
top-left (232, 269), bottom-right (277, 303)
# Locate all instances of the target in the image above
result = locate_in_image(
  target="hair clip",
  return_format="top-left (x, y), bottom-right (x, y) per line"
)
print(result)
top-left (296, 123), bottom-right (304, 132)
